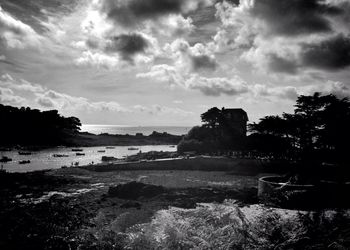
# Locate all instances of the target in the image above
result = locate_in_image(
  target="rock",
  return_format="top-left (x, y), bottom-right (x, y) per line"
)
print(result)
top-left (120, 201), bottom-right (141, 209)
top-left (108, 181), bottom-right (165, 200)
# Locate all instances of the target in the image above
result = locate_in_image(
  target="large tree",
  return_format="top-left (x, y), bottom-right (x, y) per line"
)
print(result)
top-left (248, 92), bottom-right (350, 164)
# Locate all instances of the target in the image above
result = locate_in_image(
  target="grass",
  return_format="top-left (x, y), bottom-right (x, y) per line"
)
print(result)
top-left (75, 201), bottom-right (350, 250)
top-left (2, 168), bottom-right (350, 249)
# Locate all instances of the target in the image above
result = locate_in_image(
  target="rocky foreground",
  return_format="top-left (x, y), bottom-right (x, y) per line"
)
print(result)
top-left (1, 168), bottom-right (350, 249)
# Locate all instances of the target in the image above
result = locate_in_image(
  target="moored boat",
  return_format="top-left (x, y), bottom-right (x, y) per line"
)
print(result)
top-left (18, 151), bottom-right (32, 155)
top-left (0, 156), bottom-right (12, 163)
top-left (128, 147), bottom-right (139, 150)
top-left (53, 154), bottom-right (69, 157)
top-left (101, 156), bottom-right (117, 161)
top-left (72, 148), bottom-right (83, 152)
top-left (19, 160), bottom-right (30, 164)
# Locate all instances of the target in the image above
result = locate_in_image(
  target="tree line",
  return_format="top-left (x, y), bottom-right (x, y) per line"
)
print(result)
top-left (0, 104), bottom-right (81, 147)
top-left (248, 92), bottom-right (350, 164)
top-left (178, 107), bottom-right (247, 153)
top-left (178, 92), bottom-right (350, 165)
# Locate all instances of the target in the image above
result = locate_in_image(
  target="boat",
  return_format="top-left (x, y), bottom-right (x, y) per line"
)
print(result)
top-left (53, 154), bottom-right (69, 157)
top-left (106, 146), bottom-right (115, 149)
top-left (71, 148), bottom-right (83, 152)
top-left (128, 147), bottom-right (139, 150)
top-left (0, 147), bottom-right (12, 151)
top-left (18, 151), bottom-right (32, 155)
top-left (19, 160), bottom-right (30, 164)
top-left (76, 152), bottom-right (85, 156)
top-left (101, 156), bottom-right (117, 161)
top-left (97, 150), bottom-right (106, 153)
top-left (0, 156), bottom-right (12, 163)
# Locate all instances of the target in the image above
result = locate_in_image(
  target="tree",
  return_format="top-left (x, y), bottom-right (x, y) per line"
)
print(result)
top-left (179, 107), bottom-right (248, 153)
top-left (248, 92), bottom-right (350, 164)
top-left (0, 104), bottom-right (82, 146)
top-left (200, 107), bottom-right (222, 129)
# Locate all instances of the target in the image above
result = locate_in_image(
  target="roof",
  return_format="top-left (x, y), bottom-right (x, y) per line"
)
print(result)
top-left (221, 108), bottom-right (249, 121)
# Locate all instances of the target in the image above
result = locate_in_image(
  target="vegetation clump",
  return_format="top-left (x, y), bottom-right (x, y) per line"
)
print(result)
top-left (248, 92), bottom-right (350, 165)
top-left (178, 107), bottom-right (248, 153)
top-left (0, 104), bottom-right (81, 147)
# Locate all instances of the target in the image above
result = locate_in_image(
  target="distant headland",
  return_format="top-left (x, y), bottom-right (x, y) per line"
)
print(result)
top-left (0, 104), bottom-right (182, 149)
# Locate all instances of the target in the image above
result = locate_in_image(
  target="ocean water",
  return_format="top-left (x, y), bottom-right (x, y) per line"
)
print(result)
top-left (81, 125), bottom-right (192, 136)
top-left (0, 145), bottom-right (177, 173)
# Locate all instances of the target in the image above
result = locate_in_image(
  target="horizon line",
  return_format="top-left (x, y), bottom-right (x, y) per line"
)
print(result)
top-left (81, 124), bottom-right (196, 127)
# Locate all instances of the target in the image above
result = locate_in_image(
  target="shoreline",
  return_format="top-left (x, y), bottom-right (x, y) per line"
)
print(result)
top-left (0, 165), bottom-right (259, 249)
top-left (1, 158), bottom-right (350, 249)
top-left (0, 131), bottom-right (183, 151)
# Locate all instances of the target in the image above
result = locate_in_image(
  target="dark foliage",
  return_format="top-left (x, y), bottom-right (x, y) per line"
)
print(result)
top-left (0, 104), bottom-right (81, 147)
top-left (248, 92), bottom-right (350, 164)
top-left (178, 108), bottom-right (248, 153)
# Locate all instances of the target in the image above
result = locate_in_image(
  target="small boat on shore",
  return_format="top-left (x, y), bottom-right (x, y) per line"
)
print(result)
top-left (106, 146), bottom-right (115, 149)
top-left (72, 148), bottom-right (83, 152)
top-left (19, 160), bottom-right (30, 164)
top-left (53, 154), bottom-right (69, 157)
top-left (76, 153), bottom-right (85, 156)
top-left (0, 147), bottom-right (12, 151)
top-left (0, 156), bottom-right (12, 163)
top-left (101, 156), bottom-right (117, 161)
top-left (128, 147), bottom-right (139, 150)
top-left (97, 150), bottom-right (106, 153)
top-left (18, 151), bottom-right (32, 155)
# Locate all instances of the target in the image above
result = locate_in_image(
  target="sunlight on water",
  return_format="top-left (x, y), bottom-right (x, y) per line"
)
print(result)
top-left (0, 145), bottom-right (177, 173)
top-left (80, 124), bottom-right (191, 135)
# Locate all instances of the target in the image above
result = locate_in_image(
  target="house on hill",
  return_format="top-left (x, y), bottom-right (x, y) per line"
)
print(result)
top-left (221, 108), bottom-right (249, 136)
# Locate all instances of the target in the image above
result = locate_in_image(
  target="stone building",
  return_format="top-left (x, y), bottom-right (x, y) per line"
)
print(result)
top-left (221, 108), bottom-right (249, 136)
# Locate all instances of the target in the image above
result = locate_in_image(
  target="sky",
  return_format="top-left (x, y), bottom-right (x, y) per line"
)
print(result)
top-left (1, 0), bottom-right (350, 126)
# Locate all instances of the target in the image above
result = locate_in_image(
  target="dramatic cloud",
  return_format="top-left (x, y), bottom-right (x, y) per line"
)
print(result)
top-left (251, 84), bottom-right (299, 100)
top-left (164, 39), bottom-right (218, 72)
top-left (137, 64), bottom-right (183, 86)
top-left (75, 30), bottom-right (159, 67)
top-left (0, 87), bottom-right (25, 105)
top-left (0, 6), bottom-right (41, 48)
top-left (267, 54), bottom-right (299, 74)
top-left (214, 0), bottom-right (350, 75)
top-left (137, 64), bottom-right (248, 96)
top-left (191, 54), bottom-right (217, 71)
top-left (99, 0), bottom-right (213, 27)
top-left (0, 73), bottom-right (45, 92)
top-left (186, 74), bottom-right (248, 96)
top-left (2, 0), bottom-right (350, 125)
top-left (105, 33), bottom-right (149, 61)
top-left (74, 51), bottom-right (121, 68)
top-left (0, 73), bottom-right (128, 112)
top-left (0, 0), bottom-right (80, 33)
top-left (35, 90), bottom-right (128, 112)
top-left (301, 34), bottom-right (350, 70)
top-left (133, 104), bottom-right (193, 116)
top-left (250, 0), bottom-right (340, 36)
top-left (325, 81), bottom-right (350, 98)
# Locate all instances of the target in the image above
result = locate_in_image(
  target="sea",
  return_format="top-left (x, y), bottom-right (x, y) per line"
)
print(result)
top-left (1, 145), bottom-right (177, 173)
top-left (0, 125), bottom-right (191, 173)
top-left (80, 125), bottom-right (192, 136)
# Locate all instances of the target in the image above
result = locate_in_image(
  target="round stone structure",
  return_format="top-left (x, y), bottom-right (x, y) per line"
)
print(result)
top-left (258, 176), bottom-right (350, 209)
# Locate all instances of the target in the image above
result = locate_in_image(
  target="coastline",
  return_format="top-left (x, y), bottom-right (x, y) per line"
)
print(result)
top-left (0, 161), bottom-right (259, 249)
top-left (1, 158), bottom-right (350, 249)
top-left (0, 131), bottom-right (183, 151)
top-left (68, 131), bottom-right (182, 147)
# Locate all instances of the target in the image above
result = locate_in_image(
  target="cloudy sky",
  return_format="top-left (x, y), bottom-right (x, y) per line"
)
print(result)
top-left (1, 0), bottom-right (350, 126)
